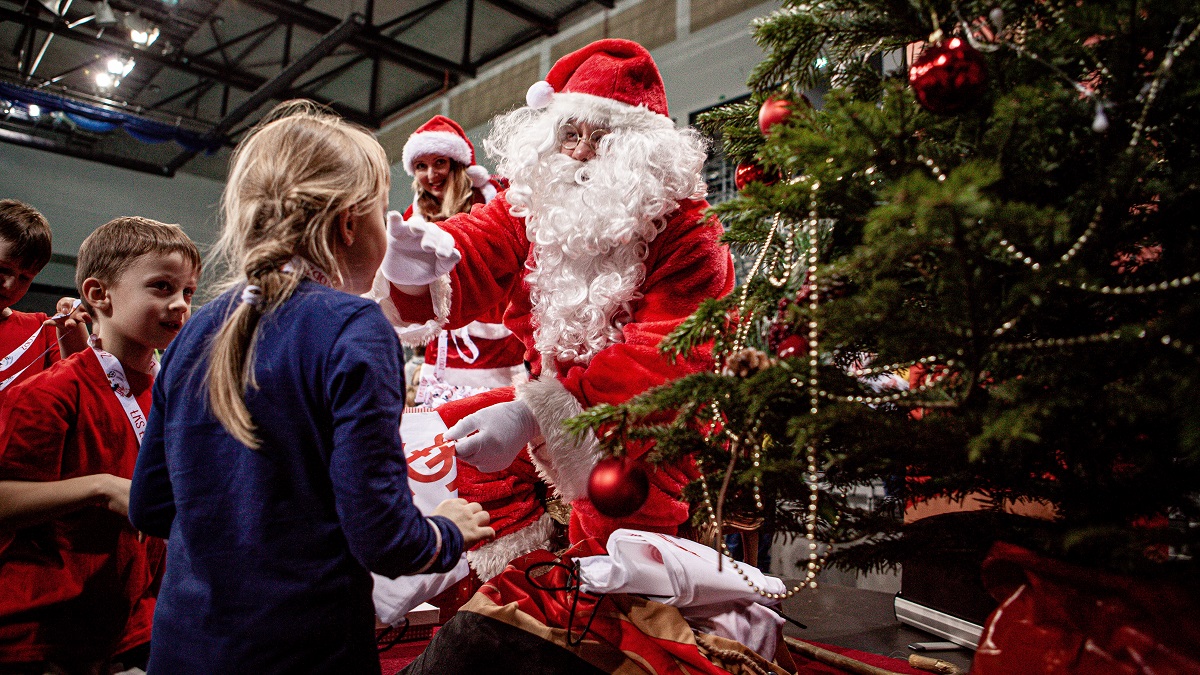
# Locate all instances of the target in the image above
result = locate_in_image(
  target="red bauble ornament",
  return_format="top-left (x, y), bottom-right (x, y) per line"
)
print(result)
top-left (587, 456), bottom-right (650, 519)
top-left (908, 37), bottom-right (988, 115)
top-left (776, 334), bottom-right (806, 359)
top-left (734, 161), bottom-right (778, 190)
top-left (758, 97), bottom-right (792, 135)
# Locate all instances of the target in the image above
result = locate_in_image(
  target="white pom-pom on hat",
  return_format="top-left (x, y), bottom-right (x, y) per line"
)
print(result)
top-left (464, 164), bottom-right (492, 188)
top-left (526, 80), bottom-right (554, 109)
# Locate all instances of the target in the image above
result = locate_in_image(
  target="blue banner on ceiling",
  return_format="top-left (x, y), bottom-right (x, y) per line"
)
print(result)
top-left (0, 82), bottom-right (223, 153)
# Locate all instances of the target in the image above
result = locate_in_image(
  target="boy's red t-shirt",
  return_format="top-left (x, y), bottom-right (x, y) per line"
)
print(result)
top-left (0, 348), bottom-right (164, 664)
top-left (0, 311), bottom-right (59, 397)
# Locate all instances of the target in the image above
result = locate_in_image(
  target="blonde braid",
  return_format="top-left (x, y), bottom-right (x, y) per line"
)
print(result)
top-left (206, 100), bottom-right (390, 449)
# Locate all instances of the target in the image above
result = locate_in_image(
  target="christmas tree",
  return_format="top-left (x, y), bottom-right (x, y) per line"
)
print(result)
top-left (570, 0), bottom-right (1200, 589)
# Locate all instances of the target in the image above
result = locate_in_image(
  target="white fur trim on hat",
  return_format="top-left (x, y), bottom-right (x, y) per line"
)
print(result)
top-left (466, 512), bottom-right (557, 581)
top-left (526, 80), bottom-right (554, 109)
top-left (545, 91), bottom-right (673, 133)
top-left (464, 164), bottom-right (491, 188)
top-left (480, 182), bottom-right (497, 204)
top-left (403, 130), bottom-right (473, 175)
top-left (517, 376), bottom-right (602, 503)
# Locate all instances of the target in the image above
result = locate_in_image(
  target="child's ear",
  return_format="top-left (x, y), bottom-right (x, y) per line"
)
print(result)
top-left (80, 278), bottom-right (109, 315)
top-left (336, 210), bottom-right (355, 247)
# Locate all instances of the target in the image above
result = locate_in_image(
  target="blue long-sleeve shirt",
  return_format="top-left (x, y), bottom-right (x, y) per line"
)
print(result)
top-left (130, 281), bottom-right (462, 674)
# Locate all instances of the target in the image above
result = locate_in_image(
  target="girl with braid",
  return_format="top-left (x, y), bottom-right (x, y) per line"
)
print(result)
top-left (128, 101), bottom-right (492, 674)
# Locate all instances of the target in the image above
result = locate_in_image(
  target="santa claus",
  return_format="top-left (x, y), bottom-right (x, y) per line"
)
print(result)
top-left (380, 38), bottom-right (735, 578)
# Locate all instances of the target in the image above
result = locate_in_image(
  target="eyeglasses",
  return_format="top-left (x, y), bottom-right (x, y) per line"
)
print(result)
top-left (559, 124), bottom-right (609, 151)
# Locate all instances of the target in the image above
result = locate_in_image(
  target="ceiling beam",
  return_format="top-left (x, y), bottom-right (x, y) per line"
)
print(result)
top-left (0, 6), bottom-right (264, 91)
top-left (591, 0), bottom-right (614, 7)
top-left (165, 12), bottom-right (366, 174)
top-left (0, 7), bottom-right (376, 127)
top-left (481, 0), bottom-right (557, 35)
top-left (237, 0), bottom-right (474, 79)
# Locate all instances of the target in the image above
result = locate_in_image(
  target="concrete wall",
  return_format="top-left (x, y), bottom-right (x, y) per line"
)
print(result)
top-left (0, 141), bottom-right (225, 300)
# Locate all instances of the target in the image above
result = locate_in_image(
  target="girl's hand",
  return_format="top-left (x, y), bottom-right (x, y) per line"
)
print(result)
top-left (91, 474), bottom-right (132, 517)
top-left (432, 498), bottom-right (494, 548)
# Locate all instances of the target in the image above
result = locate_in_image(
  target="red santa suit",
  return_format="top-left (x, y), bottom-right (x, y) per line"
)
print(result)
top-left (377, 116), bottom-right (525, 407)
top-left (390, 191), bottom-right (732, 572)
top-left (0, 348), bottom-right (163, 665)
top-left (384, 39), bottom-right (735, 579)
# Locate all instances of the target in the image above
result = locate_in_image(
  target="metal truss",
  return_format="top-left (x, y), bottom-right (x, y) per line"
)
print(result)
top-left (0, 0), bottom-right (601, 174)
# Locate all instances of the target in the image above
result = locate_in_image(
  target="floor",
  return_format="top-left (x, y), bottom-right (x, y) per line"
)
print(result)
top-left (777, 580), bottom-right (975, 673)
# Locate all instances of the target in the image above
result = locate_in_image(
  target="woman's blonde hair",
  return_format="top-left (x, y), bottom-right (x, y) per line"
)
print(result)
top-left (207, 100), bottom-right (390, 448)
top-left (414, 160), bottom-right (473, 221)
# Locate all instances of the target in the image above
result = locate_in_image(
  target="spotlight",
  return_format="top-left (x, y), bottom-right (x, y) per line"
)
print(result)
top-left (107, 56), bottom-right (134, 77)
top-left (96, 56), bottom-right (134, 89)
top-left (124, 13), bottom-right (159, 47)
top-left (27, 104), bottom-right (41, 117)
top-left (92, 0), bottom-right (118, 27)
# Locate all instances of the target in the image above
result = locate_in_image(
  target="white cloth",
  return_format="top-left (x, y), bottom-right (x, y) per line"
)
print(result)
top-left (683, 601), bottom-right (785, 661)
top-left (380, 210), bottom-right (461, 286)
top-left (576, 529), bottom-right (787, 659)
top-left (372, 560), bottom-right (469, 626)
top-left (445, 399), bottom-right (539, 473)
top-left (371, 408), bottom-right (465, 624)
top-left (576, 529), bottom-right (787, 607)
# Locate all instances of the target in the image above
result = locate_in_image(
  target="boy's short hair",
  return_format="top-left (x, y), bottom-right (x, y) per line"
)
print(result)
top-left (0, 199), bottom-right (52, 270)
top-left (76, 217), bottom-right (202, 311)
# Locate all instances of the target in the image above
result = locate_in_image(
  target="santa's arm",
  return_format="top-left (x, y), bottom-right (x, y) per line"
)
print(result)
top-left (386, 195), bottom-right (529, 343)
top-left (517, 202), bottom-right (736, 501)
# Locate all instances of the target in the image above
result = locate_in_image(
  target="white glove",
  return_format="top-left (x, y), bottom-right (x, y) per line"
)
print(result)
top-left (445, 399), bottom-right (540, 473)
top-left (380, 210), bottom-right (461, 286)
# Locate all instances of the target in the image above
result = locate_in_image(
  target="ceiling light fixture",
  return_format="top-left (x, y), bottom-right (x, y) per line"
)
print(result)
top-left (96, 56), bottom-right (134, 89)
top-left (124, 13), bottom-right (159, 47)
top-left (27, 104), bottom-right (41, 117)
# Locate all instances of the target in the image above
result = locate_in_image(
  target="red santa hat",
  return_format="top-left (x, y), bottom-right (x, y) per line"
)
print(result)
top-left (525, 38), bottom-right (670, 125)
top-left (402, 115), bottom-right (492, 189)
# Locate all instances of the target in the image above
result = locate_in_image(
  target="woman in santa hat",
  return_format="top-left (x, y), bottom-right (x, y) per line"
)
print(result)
top-left (375, 115), bottom-right (527, 407)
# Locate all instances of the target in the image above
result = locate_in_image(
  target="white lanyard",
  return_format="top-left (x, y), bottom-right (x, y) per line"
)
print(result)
top-left (282, 256), bottom-right (334, 288)
top-left (0, 323), bottom-right (45, 375)
top-left (448, 327), bottom-right (480, 364)
top-left (89, 336), bottom-right (158, 445)
top-left (431, 327), bottom-right (481, 382)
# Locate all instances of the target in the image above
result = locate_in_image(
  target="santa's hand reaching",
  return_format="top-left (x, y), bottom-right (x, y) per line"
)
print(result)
top-left (380, 210), bottom-right (461, 286)
top-left (445, 399), bottom-right (540, 473)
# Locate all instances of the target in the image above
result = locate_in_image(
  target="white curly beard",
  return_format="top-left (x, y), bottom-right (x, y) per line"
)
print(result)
top-left (486, 100), bottom-right (709, 365)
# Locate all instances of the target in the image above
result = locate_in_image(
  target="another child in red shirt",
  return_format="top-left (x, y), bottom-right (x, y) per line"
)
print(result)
top-left (0, 216), bottom-right (200, 673)
top-left (0, 200), bottom-right (89, 397)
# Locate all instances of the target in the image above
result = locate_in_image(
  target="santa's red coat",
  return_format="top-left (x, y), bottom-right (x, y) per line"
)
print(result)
top-left (385, 191), bottom-right (734, 564)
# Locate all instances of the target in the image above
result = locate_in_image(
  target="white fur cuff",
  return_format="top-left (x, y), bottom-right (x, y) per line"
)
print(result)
top-left (517, 377), bottom-right (602, 503)
top-left (466, 512), bottom-right (556, 581)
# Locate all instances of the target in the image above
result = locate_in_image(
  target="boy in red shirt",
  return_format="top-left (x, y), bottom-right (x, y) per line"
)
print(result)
top-left (0, 200), bottom-right (89, 396)
top-left (0, 216), bottom-right (200, 673)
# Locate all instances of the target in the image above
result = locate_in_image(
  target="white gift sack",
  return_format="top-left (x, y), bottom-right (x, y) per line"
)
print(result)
top-left (576, 529), bottom-right (787, 607)
top-left (372, 408), bottom-right (465, 625)
top-left (399, 407), bottom-right (459, 514)
top-left (372, 560), bottom-right (469, 625)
